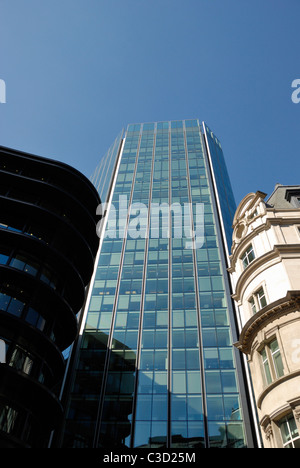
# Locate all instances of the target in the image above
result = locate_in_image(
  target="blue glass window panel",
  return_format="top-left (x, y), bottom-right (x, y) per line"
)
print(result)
top-left (112, 332), bottom-right (125, 347)
top-left (185, 329), bottom-right (198, 347)
top-left (127, 124), bottom-right (141, 132)
top-left (0, 293), bottom-right (10, 311)
top-left (226, 422), bottom-right (246, 447)
top-left (151, 421), bottom-right (167, 445)
top-left (205, 371), bottom-right (222, 394)
top-left (134, 421), bottom-right (151, 448)
top-left (155, 330), bottom-right (168, 349)
top-left (172, 330), bottom-right (185, 348)
top-left (172, 311), bottom-right (185, 328)
top-left (198, 277), bottom-right (212, 291)
top-left (10, 258), bottom-right (26, 270)
top-left (101, 296), bottom-right (114, 312)
top-left (185, 119), bottom-right (199, 128)
top-left (140, 350), bottom-right (154, 370)
top-left (201, 310), bottom-right (215, 327)
top-left (120, 372), bottom-right (135, 394)
top-left (136, 394), bottom-right (152, 420)
top-left (204, 349), bottom-right (219, 369)
top-left (141, 330), bottom-right (155, 349)
top-left (154, 350), bottom-right (167, 370)
top-left (187, 395), bottom-right (203, 421)
top-left (224, 395), bottom-right (241, 421)
top-left (115, 312), bottom-right (127, 329)
top-left (127, 312), bottom-right (140, 328)
top-left (202, 329), bottom-right (217, 347)
top-left (172, 350), bottom-right (186, 370)
top-left (172, 372), bottom-right (186, 394)
top-left (153, 371), bottom-right (167, 394)
top-left (185, 310), bottom-right (198, 327)
top-left (187, 421), bottom-right (205, 448)
top-left (215, 309), bottom-right (229, 327)
top-left (137, 371), bottom-right (153, 394)
top-left (25, 307), bottom-right (39, 326)
top-left (208, 421), bottom-right (227, 448)
top-left (186, 350), bottom-right (200, 370)
top-left (0, 253), bottom-right (9, 265)
top-left (156, 311), bottom-right (168, 328)
top-left (105, 372), bottom-right (121, 394)
top-left (206, 395), bottom-right (225, 421)
top-left (123, 331), bottom-right (138, 349)
top-left (221, 370), bottom-right (238, 393)
top-left (143, 312), bottom-right (156, 328)
top-left (171, 394), bottom-right (187, 420)
top-left (86, 313), bottom-right (99, 329)
top-left (8, 298), bottom-right (25, 317)
top-left (219, 348), bottom-right (234, 369)
top-left (152, 395), bottom-right (168, 420)
top-left (171, 121), bottom-right (183, 129)
top-left (187, 371), bottom-right (202, 394)
top-left (157, 121), bottom-right (169, 130)
top-left (171, 421), bottom-right (188, 444)
top-left (217, 328), bottom-right (232, 347)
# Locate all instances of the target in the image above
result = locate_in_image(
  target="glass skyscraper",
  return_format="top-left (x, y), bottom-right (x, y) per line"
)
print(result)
top-left (61, 120), bottom-right (256, 449)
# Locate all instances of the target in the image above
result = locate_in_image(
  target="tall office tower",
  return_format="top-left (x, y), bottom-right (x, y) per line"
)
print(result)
top-left (61, 120), bottom-right (256, 449)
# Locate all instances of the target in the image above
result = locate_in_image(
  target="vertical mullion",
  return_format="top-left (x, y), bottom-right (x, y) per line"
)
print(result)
top-left (130, 127), bottom-right (157, 448)
top-left (183, 122), bottom-right (209, 448)
top-left (101, 136), bottom-right (124, 206)
top-left (93, 129), bottom-right (142, 448)
top-left (167, 123), bottom-right (172, 449)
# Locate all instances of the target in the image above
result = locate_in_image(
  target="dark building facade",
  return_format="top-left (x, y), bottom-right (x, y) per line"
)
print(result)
top-left (0, 146), bottom-right (100, 447)
top-left (61, 120), bottom-right (258, 449)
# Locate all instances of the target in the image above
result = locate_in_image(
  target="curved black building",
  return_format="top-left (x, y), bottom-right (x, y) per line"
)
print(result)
top-left (0, 146), bottom-right (100, 447)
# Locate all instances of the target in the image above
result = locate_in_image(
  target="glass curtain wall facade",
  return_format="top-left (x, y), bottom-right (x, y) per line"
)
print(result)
top-left (61, 120), bottom-right (255, 449)
top-left (202, 124), bottom-right (237, 254)
top-left (90, 129), bottom-right (124, 205)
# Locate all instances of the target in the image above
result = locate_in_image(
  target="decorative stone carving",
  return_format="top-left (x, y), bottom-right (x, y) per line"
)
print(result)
top-left (264, 424), bottom-right (273, 441)
top-left (293, 406), bottom-right (300, 422)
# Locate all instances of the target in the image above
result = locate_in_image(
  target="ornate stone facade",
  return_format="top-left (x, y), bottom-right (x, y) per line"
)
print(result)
top-left (229, 185), bottom-right (300, 448)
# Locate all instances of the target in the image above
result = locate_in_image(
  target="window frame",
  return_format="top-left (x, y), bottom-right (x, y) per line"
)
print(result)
top-left (241, 244), bottom-right (256, 270)
top-left (261, 347), bottom-right (272, 385)
top-left (260, 337), bottom-right (285, 386)
top-left (257, 287), bottom-right (267, 309)
top-left (278, 413), bottom-right (300, 448)
top-left (248, 285), bottom-right (268, 315)
top-left (269, 339), bottom-right (285, 380)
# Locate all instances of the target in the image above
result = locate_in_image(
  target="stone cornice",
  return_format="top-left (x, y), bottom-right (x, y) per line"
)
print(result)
top-left (229, 222), bottom-right (269, 272)
top-left (229, 212), bottom-right (300, 271)
top-left (231, 249), bottom-right (279, 302)
top-left (257, 369), bottom-right (300, 410)
top-left (234, 291), bottom-right (300, 355)
top-left (266, 207), bottom-right (300, 216)
top-left (232, 244), bottom-right (300, 302)
top-left (265, 214), bottom-right (300, 223)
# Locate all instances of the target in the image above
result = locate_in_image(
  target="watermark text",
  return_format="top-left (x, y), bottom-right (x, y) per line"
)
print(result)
top-left (0, 79), bottom-right (6, 103)
top-left (291, 79), bottom-right (300, 104)
top-left (96, 196), bottom-right (205, 249)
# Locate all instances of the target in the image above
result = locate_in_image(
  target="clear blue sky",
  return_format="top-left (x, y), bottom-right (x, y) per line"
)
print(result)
top-left (0, 0), bottom-right (299, 204)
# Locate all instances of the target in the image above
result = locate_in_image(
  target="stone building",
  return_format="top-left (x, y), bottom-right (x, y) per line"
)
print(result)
top-left (229, 185), bottom-right (300, 448)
